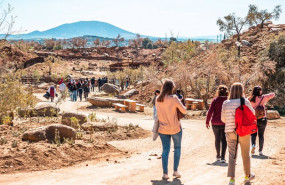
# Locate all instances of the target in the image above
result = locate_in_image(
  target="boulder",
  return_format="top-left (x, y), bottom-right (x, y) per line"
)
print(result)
top-left (101, 83), bottom-right (120, 94)
top-left (267, 110), bottom-right (280, 120)
top-left (22, 124), bottom-right (76, 142)
top-left (122, 89), bottom-right (139, 98)
top-left (18, 103), bottom-right (60, 117)
top-left (88, 97), bottom-right (125, 108)
top-left (62, 112), bottom-right (88, 126)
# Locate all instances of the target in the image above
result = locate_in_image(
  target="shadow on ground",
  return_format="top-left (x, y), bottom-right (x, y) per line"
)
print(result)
top-left (252, 154), bottom-right (275, 160)
top-left (151, 179), bottom-right (183, 185)
top-left (206, 160), bottom-right (228, 167)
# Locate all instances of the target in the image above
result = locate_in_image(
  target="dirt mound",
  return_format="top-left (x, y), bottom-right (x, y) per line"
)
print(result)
top-left (0, 44), bottom-right (37, 71)
top-left (0, 120), bottom-right (150, 174)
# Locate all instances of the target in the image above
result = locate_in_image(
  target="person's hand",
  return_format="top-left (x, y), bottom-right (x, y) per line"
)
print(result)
top-left (206, 124), bottom-right (210, 129)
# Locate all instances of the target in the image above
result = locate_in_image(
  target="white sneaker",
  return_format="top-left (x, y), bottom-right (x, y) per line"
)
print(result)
top-left (173, 171), bottom-right (181, 178)
top-left (251, 146), bottom-right (255, 155)
top-left (221, 159), bottom-right (226, 163)
top-left (259, 151), bottom-right (263, 156)
top-left (244, 173), bottom-right (255, 183)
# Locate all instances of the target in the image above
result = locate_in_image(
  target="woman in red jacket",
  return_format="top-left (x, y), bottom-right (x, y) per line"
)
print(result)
top-left (206, 85), bottom-right (228, 162)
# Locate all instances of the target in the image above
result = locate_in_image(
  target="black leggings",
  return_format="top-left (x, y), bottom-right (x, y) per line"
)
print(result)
top-left (251, 118), bottom-right (267, 152)
top-left (212, 125), bottom-right (227, 159)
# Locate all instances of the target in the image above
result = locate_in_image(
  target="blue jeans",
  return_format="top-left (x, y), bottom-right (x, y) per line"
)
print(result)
top-left (72, 90), bottom-right (77, 101)
top-left (159, 130), bottom-right (182, 174)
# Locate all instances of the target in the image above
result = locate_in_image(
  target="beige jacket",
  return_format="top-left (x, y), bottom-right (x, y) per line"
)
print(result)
top-left (156, 95), bottom-right (187, 135)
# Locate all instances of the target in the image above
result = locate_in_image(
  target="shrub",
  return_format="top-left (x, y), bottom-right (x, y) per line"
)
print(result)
top-left (11, 140), bottom-right (18, 148)
top-left (0, 137), bottom-right (7, 145)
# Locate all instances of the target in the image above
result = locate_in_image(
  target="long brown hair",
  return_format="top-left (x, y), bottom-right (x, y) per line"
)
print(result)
top-left (157, 80), bottom-right (175, 102)
top-left (215, 85), bottom-right (229, 97)
top-left (229, 83), bottom-right (244, 100)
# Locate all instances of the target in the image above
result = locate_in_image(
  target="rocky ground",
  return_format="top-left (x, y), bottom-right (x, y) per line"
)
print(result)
top-left (0, 93), bottom-right (284, 185)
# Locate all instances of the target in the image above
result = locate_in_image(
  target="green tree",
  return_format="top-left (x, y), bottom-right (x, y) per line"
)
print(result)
top-left (142, 38), bottom-right (154, 49)
top-left (247, 4), bottom-right (282, 28)
top-left (216, 13), bottom-right (247, 42)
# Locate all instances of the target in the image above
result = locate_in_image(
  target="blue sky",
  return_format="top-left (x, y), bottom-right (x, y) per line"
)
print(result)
top-left (3, 0), bottom-right (285, 37)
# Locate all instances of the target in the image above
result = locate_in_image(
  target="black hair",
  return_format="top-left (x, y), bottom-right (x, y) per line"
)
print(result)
top-left (155, 90), bottom-right (160, 95)
top-left (176, 89), bottom-right (181, 94)
top-left (249, 86), bottom-right (262, 103)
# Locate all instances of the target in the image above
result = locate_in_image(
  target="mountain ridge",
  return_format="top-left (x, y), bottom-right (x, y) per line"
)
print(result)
top-left (3, 20), bottom-right (217, 42)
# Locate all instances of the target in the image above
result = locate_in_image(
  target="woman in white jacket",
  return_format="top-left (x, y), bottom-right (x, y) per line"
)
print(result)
top-left (221, 83), bottom-right (255, 185)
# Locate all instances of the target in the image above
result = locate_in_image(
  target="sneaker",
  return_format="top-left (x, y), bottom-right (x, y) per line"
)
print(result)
top-left (229, 179), bottom-right (235, 185)
top-left (216, 156), bottom-right (221, 161)
top-left (244, 173), bottom-right (255, 183)
top-left (162, 174), bottom-right (169, 180)
top-left (259, 151), bottom-right (263, 156)
top-left (173, 171), bottom-right (181, 178)
top-left (221, 159), bottom-right (226, 163)
top-left (251, 146), bottom-right (255, 155)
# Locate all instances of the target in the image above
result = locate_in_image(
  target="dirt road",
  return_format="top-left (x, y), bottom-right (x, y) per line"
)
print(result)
top-left (1, 95), bottom-right (284, 185)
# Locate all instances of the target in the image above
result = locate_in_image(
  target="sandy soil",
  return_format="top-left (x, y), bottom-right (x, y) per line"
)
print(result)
top-left (0, 94), bottom-right (284, 185)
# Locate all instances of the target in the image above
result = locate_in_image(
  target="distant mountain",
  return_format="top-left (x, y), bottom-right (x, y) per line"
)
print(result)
top-left (3, 20), bottom-right (218, 42)
top-left (6, 21), bottom-right (138, 40)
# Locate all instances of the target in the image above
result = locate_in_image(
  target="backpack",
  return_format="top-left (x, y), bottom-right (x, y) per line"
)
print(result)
top-left (255, 97), bottom-right (265, 120)
top-left (235, 98), bottom-right (257, 136)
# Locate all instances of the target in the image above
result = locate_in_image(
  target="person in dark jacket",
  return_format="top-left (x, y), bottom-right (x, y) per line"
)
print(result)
top-left (71, 82), bottom-right (77, 102)
top-left (77, 80), bottom-right (83, 101)
top-left (98, 77), bottom-right (103, 92)
top-left (91, 77), bottom-right (96, 92)
top-left (83, 81), bottom-right (90, 101)
top-left (206, 85), bottom-right (229, 162)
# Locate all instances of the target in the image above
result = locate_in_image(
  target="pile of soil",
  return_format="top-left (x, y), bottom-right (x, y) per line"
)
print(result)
top-left (0, 121), bottom-right (150, 174)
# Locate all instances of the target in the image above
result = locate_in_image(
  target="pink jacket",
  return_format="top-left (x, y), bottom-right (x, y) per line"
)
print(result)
top-left (156, 95), bottom-right (187, 135)
top-left (250, 93), bottom-right (275, 118)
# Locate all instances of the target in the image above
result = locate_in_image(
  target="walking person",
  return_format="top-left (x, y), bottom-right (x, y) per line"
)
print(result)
top-left (152, 90), bottom-right (160, 120)
top-left (78, 80), bottom-right (83, 102)
top-left (71, 82), bottom-right (77, 102)
top-left (156, 80), bottom-right (187, 180)
top-left (206, 85), bottom-right (228, 162)
top-left (98, 77), bottom-right (102, 92)
top-left (83, 81), bottom-right (90, 101)
top-left (249, 86), bottom-right (275, 156)
top-left (221, 83), bottom-right (255, 185)
top-left (59, 81), bottom-right (66, 98)
top-left (47, 84), bottom-right (57, 102)
top-left (91, 77), bottom-right (96, 92)
top-left (67, 80), bottom-right (73, 100)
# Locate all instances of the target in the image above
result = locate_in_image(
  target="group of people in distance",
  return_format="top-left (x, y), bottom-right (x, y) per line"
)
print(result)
top-left (153, 80), bottom-right (275, 185)
top-left (66, 76), bottom-right (109, 102)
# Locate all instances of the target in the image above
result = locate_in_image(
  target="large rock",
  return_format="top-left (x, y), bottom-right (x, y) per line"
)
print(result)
top-left (18, 103), bottom-right (60, 117)
top-left (101, 83), bottom-right (120, 94)
top-left (267, 110), bottom-right (280, 120)
top-left (22, 124), bottom-right (76, 142)
top-left (88, 97), bottom-right (125, 108)
top-left (62, 112), bottom-right (88, 126)
top-left (122, 89), bottom-right (139, 98)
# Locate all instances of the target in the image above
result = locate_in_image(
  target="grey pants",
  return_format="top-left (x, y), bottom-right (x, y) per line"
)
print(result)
top-left (226, 132), bottom-right (251, 178)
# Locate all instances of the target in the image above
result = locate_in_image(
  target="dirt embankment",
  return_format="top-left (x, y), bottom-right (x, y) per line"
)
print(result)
top-left (0, 121), bottom-right (150, 174)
